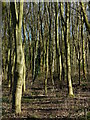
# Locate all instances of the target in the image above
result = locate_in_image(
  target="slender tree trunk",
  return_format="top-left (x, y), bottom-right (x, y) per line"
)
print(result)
top-left (55, 2), bottom-right (59, 75)
top-left (44, 13), bottom-right (49, 95)
top-left (7, 11), bottom-right (12, 92)
top-left (60, 2), bottom-right (65, 82)
top-left (59, 9), bottom-right (62, 83)
top-left (78, 22), bottom-right (81, 85)
top-left (81, 13), bottom-right (86, 79)
top-left (22, 20), bottom-right (26, 93)
top-left (28, 32), bottom-right (31, 71)
top-left (66, 3), bottom-right (74, 96)
top-left (45, 37), bottom-right (48, 95)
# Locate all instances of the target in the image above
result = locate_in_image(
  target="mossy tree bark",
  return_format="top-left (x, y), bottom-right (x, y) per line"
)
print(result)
top-left (66, 3), bottom-right (74, 96)
top-left (80, 2), bottom-right (90, 31)
top-left (10, 1), bottom-right (24, 114)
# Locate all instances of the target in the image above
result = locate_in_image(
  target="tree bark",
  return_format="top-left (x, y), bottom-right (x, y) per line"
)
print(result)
top-left (10, 1), bottom-right (24, 113)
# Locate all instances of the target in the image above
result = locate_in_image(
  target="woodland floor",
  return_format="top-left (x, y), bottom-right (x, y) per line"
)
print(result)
top-left (1, 71), bottom-right (90, 120)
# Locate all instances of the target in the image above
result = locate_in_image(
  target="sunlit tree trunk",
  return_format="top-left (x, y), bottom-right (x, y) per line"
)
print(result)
top-left (80, 2), bottom-right (90, 30)
top-left (66, 3), bottom-right (74, 96)
top-left (10, 1), bottom-right (24, 113)
top-left (58, 7), bottom-right (62, 83)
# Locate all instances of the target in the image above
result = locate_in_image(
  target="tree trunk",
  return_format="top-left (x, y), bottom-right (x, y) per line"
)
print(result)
top-left (10, 1), bottom-right (24, 113)
top-left (66, 3), bottom-right (74, 96)
top-left (81, 13), bottom-right (86, 79)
